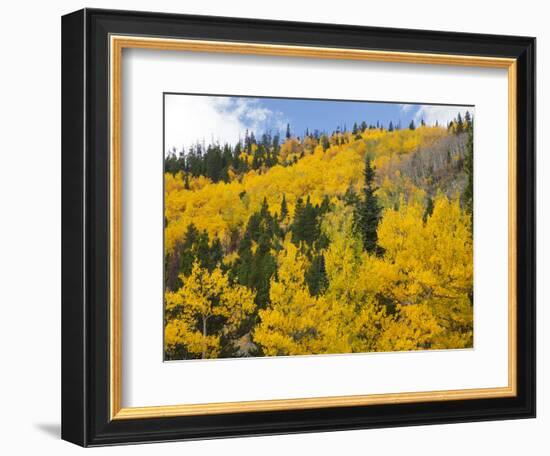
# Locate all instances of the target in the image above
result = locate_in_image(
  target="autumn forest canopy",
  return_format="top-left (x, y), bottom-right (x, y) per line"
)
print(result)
top-left (164, 108), bottom-right (474, 360)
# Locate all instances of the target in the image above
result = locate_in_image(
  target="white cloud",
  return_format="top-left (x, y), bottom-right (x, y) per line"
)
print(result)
top-left (400, 104), bottom-right (414, 113)
top-left (164, 95), bottom-right (286, 154)
top-left (414, 105), bottom-right (473, 127)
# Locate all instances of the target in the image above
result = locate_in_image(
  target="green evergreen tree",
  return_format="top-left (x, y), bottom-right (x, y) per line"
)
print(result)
top-left (423, 195), bottom-right (434, 223)
top-left (205, 145), bottom-right (224, 182)
top-left (232, 203), bottom-right (282, 310)
top-left (343, 184), bottom-right (359, 207)
top-left (246, 213), bottom-right (261, 241)
top-left (455, 112), bottom-right (464, 134)
top-left (320, 135), bottom-right (330, 152)
top-left (250, 232), bottom-right (277, 308)
top-left (196, 231), bottom-right (211, 268)
top-left (290, 196), bottom-right (321, 247)
top-left (291, 197), bottom-right (305, 244)
top-left (233, 233), bottom-right (253, 287)
top-left (319, 195), bottom-right (331, 215)
top-left (208, 237), bottom-right (224, 270)
top-left (279, 194), bottom-right (288, 221)
top-left (164, 149), bottom-right (180, 175)
top-left (305, 254), bottom-right (328, 296)
top-left (260, 197), bottom-right (270, 220)
top-left (409, 120), bottom-right (415, 130)
top-left (356, 156), bottom-right (383, 255)
top-left (179, 223), bottom-right (200, 276)
top-left (302, 196), bottom-right (319, 246)
top-left (464, 111), bottom-right (472, 132)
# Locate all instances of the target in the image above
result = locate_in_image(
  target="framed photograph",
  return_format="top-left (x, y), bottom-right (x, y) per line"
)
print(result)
top-left (61, 8), bottom-right (535, 446)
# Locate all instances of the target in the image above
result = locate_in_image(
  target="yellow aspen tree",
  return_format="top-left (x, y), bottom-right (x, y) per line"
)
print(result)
top-left (253, 237), bottom-right (347, 355)
top-left (164, 261), bottom-right (256, 358)
top-left (321, 202), bottom-right (391, 352)
top-left (376, 304), bottom-right (443, 352)
top-left (376, 194), bottom-right (473, 349)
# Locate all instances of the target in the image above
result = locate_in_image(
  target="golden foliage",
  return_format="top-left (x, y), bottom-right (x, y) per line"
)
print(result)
top-left (252, 195), bottom-right (473, 355)
top-left (253, 238), bottom-right (343, 355)
top-left (165, 262), bottom-right (256, 358)
top-left (164, 124), bottom-right (474, 358)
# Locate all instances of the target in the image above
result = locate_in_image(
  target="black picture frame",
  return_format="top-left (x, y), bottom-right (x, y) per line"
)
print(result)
top-left (62, 8), bottom-right (536, 447)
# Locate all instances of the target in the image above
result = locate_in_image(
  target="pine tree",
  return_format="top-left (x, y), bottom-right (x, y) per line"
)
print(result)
top-left (196, 231), bottom-right (211, 269)
top-left (164, 148), bottom-right (179, 174)
top-left (260, 197), bottom-right (270, 220)
top-left (272, 133), bottom-right (280, 151)
top-left (320, 135), bottom-right (330, 152)
top-left (409, 120), bottom-right (416, 130)
top-left (269, 213), bottom-right (283, 239)
top-left (205, 145), bottom-right (224, 182)
top-left (356, 156), bottom-right (383, 255)
top-left (250, 232), bottom-right (277, 308)
top-left (343, 184), bottom-right (359, 207)
top-left (423, 196), bottom-right (434, 223)
top-left (233, 232), bottom-right (253, 287)
top-left (302, 196), bottom-right (319, 246)
top-left (179, 223), bottom-right (200, 276)
top-left (388, 121), bottom-right (394, 132)
top-left (464, 111), bottom-right (472, 132)
top-left (305, 254), bottom-right (328, 296)
top-left (208, 237), bottom-right (224, 270)
top-left (291, 197), bottom-right (305, 245)
top-left (279, 194), bottom-right (288, 221)
top-left (285, 123), bottom-right (291, 139)
top-left (319, 195), bottom-right (331, 215)
top-left (232, 205), bottom-right (280, 311)
top-left (455, 113), bottom-right (464, 134)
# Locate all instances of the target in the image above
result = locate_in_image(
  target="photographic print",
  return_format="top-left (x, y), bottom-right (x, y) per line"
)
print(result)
top-left (62, 12), bottom-right (535, 444)
top-left (163, 94), bottom-right (474, 361)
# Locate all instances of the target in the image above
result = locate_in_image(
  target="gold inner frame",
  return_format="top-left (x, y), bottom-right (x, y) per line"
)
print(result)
top-left (109, 35), bottom-right (517, 420)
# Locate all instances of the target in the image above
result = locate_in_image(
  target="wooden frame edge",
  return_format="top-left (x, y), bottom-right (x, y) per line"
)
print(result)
top-left (508, 61), bottom-right (518, 396)
top-left (110, 35), bottom-right (122, 420)
top-left (112, 386), bottom-right (515, 420)
top-left (109, 35), bottom-right (518, 421)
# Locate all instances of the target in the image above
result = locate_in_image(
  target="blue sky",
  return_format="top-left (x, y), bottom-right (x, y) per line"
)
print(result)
top-left (259, 98), bottom-right (433, 137)
top-left (164, 94), bottom-right (473, 152)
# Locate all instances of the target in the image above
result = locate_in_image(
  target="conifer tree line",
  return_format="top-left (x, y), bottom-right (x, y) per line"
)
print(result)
top-left (164, 113), bottom-right (472, 183)
top-left (164, 111), bottom-right (474, 360)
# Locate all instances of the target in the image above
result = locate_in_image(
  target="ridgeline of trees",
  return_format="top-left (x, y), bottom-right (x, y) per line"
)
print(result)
top-left (164, 113), bottom-right (474, 360)
top-left (164, 116), bottom-right (469, 183)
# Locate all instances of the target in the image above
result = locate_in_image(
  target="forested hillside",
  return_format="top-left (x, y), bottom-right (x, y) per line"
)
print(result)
top-left (164, 114), bottom-right (474, 360)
